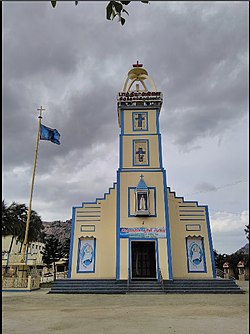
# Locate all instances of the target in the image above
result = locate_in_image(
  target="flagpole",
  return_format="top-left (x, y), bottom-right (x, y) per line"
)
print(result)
top-left (21, 106), bottom-right (45, 262)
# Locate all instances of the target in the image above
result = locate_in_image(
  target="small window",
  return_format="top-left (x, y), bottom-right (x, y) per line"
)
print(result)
top-left (36, 245), bottom-right (38, 249)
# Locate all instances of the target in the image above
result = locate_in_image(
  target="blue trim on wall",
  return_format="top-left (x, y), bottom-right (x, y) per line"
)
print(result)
top-left (205, 206), bottom-right (217, 278)
top-left (121, 109), bottom-right (124, 135)
top-left (76, 238), bottom-right (96, 273)
top-left (116, 171), bottom-right (121, 280)
top-left (128, 238), bottom-right (131, 281)
top-left (156, 109), bottom-right (160, 134)
top-left (119, 168), bottom-right (164, 172)
top-left (186, 237), bottom-right (207, 273)
top-left (67, 207), bottom-right (76, 278)
top-left (119, 134), bottom-right (123, 169)
top-left (128, 186), bottom-right (157, 217)
top-left (162, 170), bottom-right (173, 279)
top-left (122, 133), bottom-right (160, 137)
top-left (132, 139), bottom-right (150, 166)
top-left (167, 187), bottom-right (207, 208)
top-left (79, 183), bottom-right (116, 208)
top-left (132, 111), bottom-right (148, 131)
top-left (158, 134), bottom-right (163, 169)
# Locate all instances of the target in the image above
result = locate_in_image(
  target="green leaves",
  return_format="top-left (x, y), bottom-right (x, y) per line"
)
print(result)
top-left (106, 1), bottom-right (129, 25)
top-left (106, 1), bottom-right (114, 20)
top-left (50, 1), bottom-right (149, 26)
top-left (51, 1), bottom-right (78, 8)
top-left (51, 1), bottom-right (57, 8)
top-left (2, 200), bottom-right (44, 243)
top-left (106, 1), bottom-right (148, 26)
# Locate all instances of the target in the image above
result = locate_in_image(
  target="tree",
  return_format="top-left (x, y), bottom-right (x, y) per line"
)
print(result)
top-left (214, 249), bottom-right (249, 279)
top-left (213, 250), bottom-right (227, 272)
top-left (244, 224), bottom-right (249, 240)
top-left (2, 201), bottom-right (45, 254)
top-left (2, 200), bottom-right (13, 235)
top-left (62, 237), bottom-right (71, 268)
top-left (50, 1), bottom-right (149, 26)
top-left (41, 235), bottom-right (64, 281)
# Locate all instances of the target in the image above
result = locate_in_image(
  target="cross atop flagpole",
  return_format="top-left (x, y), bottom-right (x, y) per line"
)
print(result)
top-left (37, 105), bottom-right (45, 118)
top-left (21, 106), bottom-right (45, 262)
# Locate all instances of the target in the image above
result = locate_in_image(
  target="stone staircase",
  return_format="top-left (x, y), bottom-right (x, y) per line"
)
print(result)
top-left (49, 279), bottom-right (127, 294)
top-left (163, 279), bottom-right (243, 294)
top-left (128, 280), bottom-right (164, 294)
top-left (49, 279), bottom-right (243, 294)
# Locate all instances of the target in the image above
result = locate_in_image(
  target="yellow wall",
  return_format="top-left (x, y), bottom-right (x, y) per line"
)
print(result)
top-left (167, 189), bottom-right (214, 278)
top-left (70, 185), bottom-right (117, 279)
top-left (120, 239), bottom-right (128, 279)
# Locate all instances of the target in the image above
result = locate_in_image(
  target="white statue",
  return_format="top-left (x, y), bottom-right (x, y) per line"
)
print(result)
top-left (139, 194), bottom-right (146, 210)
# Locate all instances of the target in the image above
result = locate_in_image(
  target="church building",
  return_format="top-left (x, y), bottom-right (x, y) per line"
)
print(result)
top-left (67, 63), bottom-right (216, 281)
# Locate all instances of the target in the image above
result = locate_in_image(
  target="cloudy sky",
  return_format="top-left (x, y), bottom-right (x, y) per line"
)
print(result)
top-left (2, 1), bottom-right (249, 254)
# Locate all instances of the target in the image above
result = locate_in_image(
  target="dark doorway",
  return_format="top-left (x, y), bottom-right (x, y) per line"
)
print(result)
top-left (131, 241), bottom-right (157, 279)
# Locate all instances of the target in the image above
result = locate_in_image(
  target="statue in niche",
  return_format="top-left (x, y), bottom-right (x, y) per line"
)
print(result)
top-left (134, 175), bottom-right (150, 216)
top-left (138, 193), bottom-right (147, 211)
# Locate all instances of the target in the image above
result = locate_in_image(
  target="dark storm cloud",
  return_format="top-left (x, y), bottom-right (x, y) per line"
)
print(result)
top-left (194, 182), bottom-right (217, 193)
top-left (3, 2), bottom-right (248, 253)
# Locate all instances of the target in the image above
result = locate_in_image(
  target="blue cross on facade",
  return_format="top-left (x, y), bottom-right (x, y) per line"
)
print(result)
top-left (136, 147), bottom-right (146, 162)
top-left (135, 113), bottom-right (145, 128)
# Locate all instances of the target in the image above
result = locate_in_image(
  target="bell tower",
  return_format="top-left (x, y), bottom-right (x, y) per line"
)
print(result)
top-left (116, 62), bottom-right (173, 280)
top-left (117, 61), bottom-right (163, 171)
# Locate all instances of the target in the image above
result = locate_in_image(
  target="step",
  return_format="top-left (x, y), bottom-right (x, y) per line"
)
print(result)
top-left (49, 279), bottom-right (243, 294)
top-left (49, 290), bottom-right (127, 294)
top-left (165, 289), bottom-right (243, 294)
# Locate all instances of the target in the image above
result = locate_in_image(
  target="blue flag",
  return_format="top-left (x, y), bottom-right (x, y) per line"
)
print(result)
top-left (40, 124), bottom-right (60, 145)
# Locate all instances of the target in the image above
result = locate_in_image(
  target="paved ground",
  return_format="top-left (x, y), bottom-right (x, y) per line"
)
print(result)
top-left (2, 281), bottom-right (249, 334)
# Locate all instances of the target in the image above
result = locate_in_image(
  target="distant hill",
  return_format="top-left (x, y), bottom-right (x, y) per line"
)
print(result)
top-left (235, 243), bottom-right (249, 255)
top-left (42, 220), bottom-right (71, 244)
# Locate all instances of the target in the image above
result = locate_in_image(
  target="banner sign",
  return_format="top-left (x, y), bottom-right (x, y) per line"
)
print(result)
top-left (120, 227), bottom-right (166, 238)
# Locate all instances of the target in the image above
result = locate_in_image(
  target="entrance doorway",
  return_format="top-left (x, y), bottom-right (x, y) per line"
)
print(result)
top-left (131, 241), bottom-right (157, 280)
